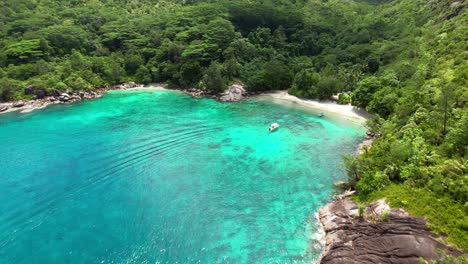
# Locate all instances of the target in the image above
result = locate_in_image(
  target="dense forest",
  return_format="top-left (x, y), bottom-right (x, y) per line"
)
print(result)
top-left (1, 0), bottom-right (467, 252)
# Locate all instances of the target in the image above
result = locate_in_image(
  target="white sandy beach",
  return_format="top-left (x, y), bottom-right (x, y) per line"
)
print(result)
top-left (123, 84), bottom-right (169, 91)
top-left (258, 91), bottom-right (371, 123)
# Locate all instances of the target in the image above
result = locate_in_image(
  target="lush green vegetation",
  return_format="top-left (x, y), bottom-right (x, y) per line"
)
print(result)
top-left (1, 0), bottom-right (443, 100)
top-left (341, 0), bottom-right (467, 250)
top-left (1, 0), bottom-right (466, 251)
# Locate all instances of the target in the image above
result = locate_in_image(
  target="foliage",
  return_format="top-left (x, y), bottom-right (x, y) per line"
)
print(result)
top-left (204, 62), bottom-right (226, 92)
top-left (0, 0), bottom-right (392, 98)
top-left (380, 210), bottom-right (389, 222)
top-left (337, 93), bottom-right (350, 105)
top-left (341, 154), bottom-right (361, 190)
top-left (4, 39), bottom-right (48, 63)
top-left (135, 65), bottom-right (152, 84)
top-left (289, 69), bottom-right (320, 98)
top-left (351, 76), bottom-right (381, 108)
top-left (241, 58), bottom-right (292, 91)
top-left (359, 203), bottom-right (365, 219)
top-left (429, 252), bottom-right (468, 264)
top-left (0, 78), bottom-right (23, 101)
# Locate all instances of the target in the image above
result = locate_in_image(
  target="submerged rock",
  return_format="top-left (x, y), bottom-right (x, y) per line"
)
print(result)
top-left (318, 198), bottom-right (462, 264)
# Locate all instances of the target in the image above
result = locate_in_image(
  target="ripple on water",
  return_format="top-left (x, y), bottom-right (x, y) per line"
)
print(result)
top-left (0, 90), bottom-right (364, 263)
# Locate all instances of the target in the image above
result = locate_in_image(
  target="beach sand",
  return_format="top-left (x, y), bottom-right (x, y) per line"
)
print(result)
top-left (123, 84), bottom-right (169, 91)
top-left (257, 91), bottom-right (371, 124)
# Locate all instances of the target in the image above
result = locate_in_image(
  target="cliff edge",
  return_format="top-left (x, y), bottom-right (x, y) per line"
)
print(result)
top-left (318, 198), bottom-right (463, 264)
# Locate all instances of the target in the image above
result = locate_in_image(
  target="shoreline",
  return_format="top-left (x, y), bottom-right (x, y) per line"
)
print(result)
top-left (1, 86), bottom-right (372, 127)
top-left (119, 84), bottom-right (169, 91)
top-left (0, 83), bottom-right (167, 115)
top-left (257, 91), bottom-right (371, 124)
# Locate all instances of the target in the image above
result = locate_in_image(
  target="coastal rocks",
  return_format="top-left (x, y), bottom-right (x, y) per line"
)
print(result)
top-left (185, 88), bottom-right (206, 98)
top-left (58, 93), bottom-right (82, 102)
top-left (334, 190), bottom-right (356, 200)
top-left (1, 82), bottom-right (244, 115)
top-left (357, 138), bottom-right (374, 154)
top-left (13, 101), bottom-right (25, 107)
top-left (0, 82), bottom-right (146, 115)
top-left (358, 130), bottom-right (380, 154)
top-left (111, 82), bottom-right (141, 90)
top-left (219, 84), bottom-right (247, 102)
top-left (59, 93), bottom-right (71, 102)
top-left (318, 199), bottom-right (461, 264)
top-left (183, 83), bottom-right (249, 102)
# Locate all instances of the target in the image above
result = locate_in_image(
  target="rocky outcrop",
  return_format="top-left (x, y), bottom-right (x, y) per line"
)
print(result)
top-left (183, 83), bottom-right (249, 102)
top-left (318, 198), bottom-right (462, 264)
top-left (185, 88), bottom-right (207, 98)
top-left (219, 84), bottom-right (247, 102)
top-left (0, 82), bottom-right (143, 115)
top-left (110, 82), bottom-right (140, 90)
top-left (12, 101), bottom-right (25, 107)
top-left (59, 93), bottom-right (71, 102)
top-left (357, 130), bottom-right (381, 154)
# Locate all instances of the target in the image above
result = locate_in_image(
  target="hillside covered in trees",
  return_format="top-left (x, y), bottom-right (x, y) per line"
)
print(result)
top-left (1, 0), bottom-right (467, 251)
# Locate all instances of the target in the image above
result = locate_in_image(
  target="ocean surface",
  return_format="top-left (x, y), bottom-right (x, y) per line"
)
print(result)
top-left (0, 90), bottom-right (364, 263)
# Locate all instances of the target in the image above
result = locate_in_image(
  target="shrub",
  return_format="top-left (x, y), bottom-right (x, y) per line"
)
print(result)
top-left (204, 62), bottom-right (226, 93)
top-left (359, 203), bottom-right (365, 218)
top-left (356, 171), bottom-right (391, 196)
top-left (337, 93), bottom-right (350, 104)
top-left (380, 210), bottom-right (389, 222)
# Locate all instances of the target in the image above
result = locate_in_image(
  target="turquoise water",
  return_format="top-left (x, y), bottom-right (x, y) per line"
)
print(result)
top-left (0, 90), bottom-right (364, 263)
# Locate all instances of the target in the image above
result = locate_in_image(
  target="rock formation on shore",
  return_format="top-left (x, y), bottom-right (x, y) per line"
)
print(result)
top-left (0, 82), bottom-right (142, 114)
top-left (184, 83), bottom-right (249, 102)
top-left (318, 198), bottom-right (462, 264)
top-left (1, 82), bottom-right (253, 115)
top-left (219, 84), bottom-right (247, 102)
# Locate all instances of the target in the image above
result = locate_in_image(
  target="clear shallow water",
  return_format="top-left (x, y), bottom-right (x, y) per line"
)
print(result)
top-left (0, 90), bottom-right (364, 263)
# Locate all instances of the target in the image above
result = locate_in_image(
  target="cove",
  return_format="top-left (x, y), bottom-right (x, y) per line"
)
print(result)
top-left (0, 90), bottom-right (364, 263)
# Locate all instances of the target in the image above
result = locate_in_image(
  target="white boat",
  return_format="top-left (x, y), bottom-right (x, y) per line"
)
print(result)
top-left (269, 123), bottom-right (279, 132)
